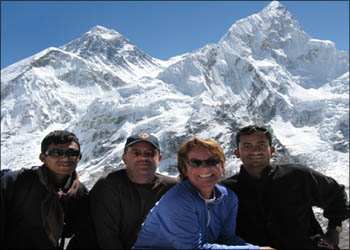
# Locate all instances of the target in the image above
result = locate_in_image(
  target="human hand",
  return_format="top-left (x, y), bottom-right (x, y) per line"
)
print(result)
top-left (260, 246), bottom-right (275, 250)
top-left (324, 229), bottom-right (340, 246)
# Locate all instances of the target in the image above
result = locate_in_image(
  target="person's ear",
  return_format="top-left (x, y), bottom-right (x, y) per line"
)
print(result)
top-left (78, 153), bottom-right (82, 162)
top-left (39, 153), bottom-right (46, 163)
top-left (158, 153), bottom-right (163, 161)
top-left (270, 146), bottom-right (275, 157)
top-left (122, 154), bottom-right (127, 165)
top-left (220, 162), bottom-right (225, 176)
top-left (234, 149), bottom-right (241, 158)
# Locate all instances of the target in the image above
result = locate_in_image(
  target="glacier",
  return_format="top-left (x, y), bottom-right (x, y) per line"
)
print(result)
top-left (1, 1), bottom-right (349, 248)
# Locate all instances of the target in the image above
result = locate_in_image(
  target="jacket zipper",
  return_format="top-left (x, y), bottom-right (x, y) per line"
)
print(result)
top-left (206, 205), bottom-right (210, 227)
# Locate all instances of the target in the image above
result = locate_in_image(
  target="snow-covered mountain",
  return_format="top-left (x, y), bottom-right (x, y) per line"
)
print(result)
top-left (1, 1), bottom-right (349, 246)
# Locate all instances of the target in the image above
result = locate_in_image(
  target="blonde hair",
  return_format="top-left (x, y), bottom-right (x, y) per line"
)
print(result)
top-left (177, 138), bottom-right (226, 181)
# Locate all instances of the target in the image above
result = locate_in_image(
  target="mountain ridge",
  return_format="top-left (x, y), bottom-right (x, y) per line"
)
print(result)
top-left (2, 3), bottom-right (349, 245)
top-left (1, 0), bottom-right (348, 192)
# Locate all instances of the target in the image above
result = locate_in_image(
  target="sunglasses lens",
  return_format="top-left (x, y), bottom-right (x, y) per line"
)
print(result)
top-left (205, 159), bottom-right (220, 166)
top-left (256, 127), bottom-right (268, 132)
top-left (240, 126), bottom-right (268, 134)
top-left (66, 149), bottom-right (80, 157)
top-left (46, 149), bottom-right (62, 157)
top-left (46, 149), bottom-right (80, 157)
top-left (188, 158), bottom-right (220, 168)
top-left (188, 159), bottom-right (202, 168)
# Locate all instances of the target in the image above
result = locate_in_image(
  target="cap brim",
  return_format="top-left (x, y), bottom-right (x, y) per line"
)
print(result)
top-left (125, 139), bottom-right (160, 151)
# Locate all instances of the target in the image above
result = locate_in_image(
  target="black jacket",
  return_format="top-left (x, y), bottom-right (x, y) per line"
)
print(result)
top-left (89, 169), bottom-right (179, 249)
top-left (0, 165), bottom-right (92, 249)
top-left (220, 164), bottom-right (349, 249)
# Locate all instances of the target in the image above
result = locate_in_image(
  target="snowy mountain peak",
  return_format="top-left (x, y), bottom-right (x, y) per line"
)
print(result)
top-left (264, 0), bottom-right (287, 12)
top-left (61, 25), bottom-right (132, 57)
top-left (87, 25), bottom-right (124, 40)
top-left (220, 1), bottom-right (305, 50)
top-left (219, 1), bottom-right (348, 89)
top-left (260, 0), bottom-right (302, 33)
top-left (78, 25), bottom-right (133, 49)
top-left (1, 6), bottom-right (349, 243)
top-left (60, 26), bottom-right (168, 82)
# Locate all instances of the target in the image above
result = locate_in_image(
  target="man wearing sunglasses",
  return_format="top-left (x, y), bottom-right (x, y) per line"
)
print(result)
top-left (89, 132), bottom-right (179, 249)
top-left (220, 125), bottom-right (349, 250)
top-left (1, 130), bottom-right (96, 249)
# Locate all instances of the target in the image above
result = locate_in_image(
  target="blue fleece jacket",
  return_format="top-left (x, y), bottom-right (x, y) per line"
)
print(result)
top-left (133, 179), bottom-right (259, 249)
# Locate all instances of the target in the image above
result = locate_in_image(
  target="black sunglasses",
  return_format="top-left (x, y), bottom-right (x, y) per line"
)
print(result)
top-left (239, 126), bottom-right (269, 134)
top-left (45, 148), bottom-right (80, 158)
top-left (187, 158), bottom-right (221, 168)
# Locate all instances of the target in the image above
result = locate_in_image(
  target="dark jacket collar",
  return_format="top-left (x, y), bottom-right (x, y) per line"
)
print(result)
top-left (239, 164), bottom-right (275, 182)
top-left (39, 164), bottom-right (80, 195)
top-left (35, 164), bottom-right (81, 246)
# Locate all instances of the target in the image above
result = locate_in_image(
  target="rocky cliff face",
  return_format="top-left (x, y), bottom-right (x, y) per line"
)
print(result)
top-left (1, 1), bottom-right (348, 190)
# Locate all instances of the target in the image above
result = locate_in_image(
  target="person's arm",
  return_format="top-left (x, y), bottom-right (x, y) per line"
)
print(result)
top-left (307, 167), bottom-right (349, 245)
top-left (0, 170), bottom-right (23, 245)
top-left (89, 178), bottom-right (124, 249)
top-left (0, 176), bottom-right (9, 244)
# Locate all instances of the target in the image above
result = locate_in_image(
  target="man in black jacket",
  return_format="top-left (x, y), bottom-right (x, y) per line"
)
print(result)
top-left (1, 130), bottom-right (96, 249)
top-left (220, 125), bottom-right (349, 249)
top-left (89, 132), bottom-right (179, 249)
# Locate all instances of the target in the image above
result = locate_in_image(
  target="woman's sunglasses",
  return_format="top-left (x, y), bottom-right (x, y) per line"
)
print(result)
top-left (187, 158), bottom-right (221, 168)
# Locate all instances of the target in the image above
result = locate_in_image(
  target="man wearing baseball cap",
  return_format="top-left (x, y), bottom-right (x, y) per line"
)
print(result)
top-left (89, 132), bottom-right (179, 249)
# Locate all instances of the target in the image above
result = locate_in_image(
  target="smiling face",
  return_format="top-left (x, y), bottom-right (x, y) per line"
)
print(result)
top-left (39, 141), bottom-right (81, 183)
top-left (185, 146), bottom-right (223, 199)
top-left (235, 132), bottom-right (275, 179)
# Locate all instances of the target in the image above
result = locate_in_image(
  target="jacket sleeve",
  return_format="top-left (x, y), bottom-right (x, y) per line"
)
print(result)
top-left (0, 171), bottom-right (20, 245)
top-left (306, 166), bottom-right (349, 225)
top-left (151, 189), bottom-right (259, 250)
top-left (0, 175), bottom-right (9, 244)
top-left (89, 177), bottom-right (124, 249)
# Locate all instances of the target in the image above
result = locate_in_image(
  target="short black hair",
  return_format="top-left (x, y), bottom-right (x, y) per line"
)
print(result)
top-left (41, 130), bottom-right (80, 153)
top-left (235, 125), bottom-right (272, 148)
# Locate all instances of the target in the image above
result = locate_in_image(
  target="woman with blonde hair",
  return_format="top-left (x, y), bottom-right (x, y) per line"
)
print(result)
top-left (133, 138), bottom-right (271, 249)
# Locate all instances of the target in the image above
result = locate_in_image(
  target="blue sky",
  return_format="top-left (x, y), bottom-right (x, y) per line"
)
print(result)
top-left (1, 1), bottom-right (349, 69)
